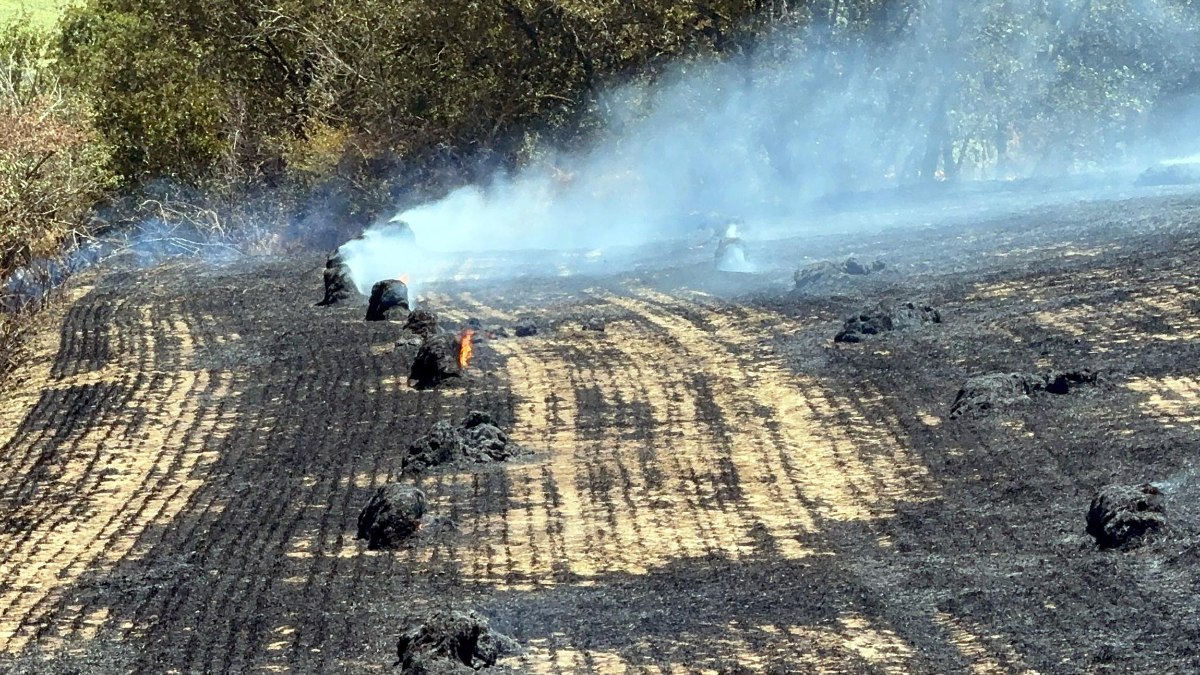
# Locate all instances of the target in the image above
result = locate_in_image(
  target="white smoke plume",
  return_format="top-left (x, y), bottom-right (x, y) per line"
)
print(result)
top-left (342, 0), bottom-right (1200, 289)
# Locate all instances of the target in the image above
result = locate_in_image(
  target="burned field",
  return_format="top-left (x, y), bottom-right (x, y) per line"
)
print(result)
top-left (3, 192), bottom-right (1200, 672)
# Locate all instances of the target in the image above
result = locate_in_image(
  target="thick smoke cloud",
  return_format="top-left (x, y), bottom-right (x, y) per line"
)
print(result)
top-left (343, 0), bottom-right (1200, 288)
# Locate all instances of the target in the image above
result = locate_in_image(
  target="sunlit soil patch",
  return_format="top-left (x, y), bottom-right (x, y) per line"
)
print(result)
top-left (422, 289), bottom-right (936, 589)
top-left (934, 612), bottom-right (1038, 674)
top-left (627, 288), bottom-right (935, 518)
top-left (990, 244), bottom-right (1110, 261)
top-left (518, 612), bottom-right (916, 674)
top-left (967, 266), bottom-right (1125, 303)
top-left (1127, 376), bottom-right (1200, 429)
top-left (0, 283), bottom-right (239, 654)
top-left (967, 279), bottom-right (1046, 302)
top-left (1030, 281), bottom-right (1200, 351)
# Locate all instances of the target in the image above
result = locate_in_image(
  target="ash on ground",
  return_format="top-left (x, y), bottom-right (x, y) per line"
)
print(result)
top-left (320, 251), bottom-right (356, 306)
top-left (794, 257), bottom-right (888, 291)
top-left (834, 302), bottom-right (941, 343)
top-left (580, 317), bottom-right (606, 332)
top-left (404, 412), bottom-right (526, 475)
top-left (356, 484), bottom-right (427, 550)
top-left (950, 370), bottom-right (1099, 418)
top-left (395, 610), bottom-right (518, 674)
top-left (365, 279), bottom-right (410, 321)
top-left (1086, 483), bottom-right (1167, 549)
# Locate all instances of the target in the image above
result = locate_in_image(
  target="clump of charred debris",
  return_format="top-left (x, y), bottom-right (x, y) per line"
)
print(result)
top-left (950, 370), bottom-right (1099, 418)
top-left (356, 484), bottom-right (428, 550)
top-left (410, 329), bottom-right (470, 389)
top-left (795, 257), bottom-right (888, 291)
top-left (403, 411), bottom-right (526, 475)
top-left (834, 302), bottom-right (941, 343)
top-left (320, 250), bottom-right (356, 306)
top-left (366, 279), bottom-right (410, 321)
top-left (356, 412), bottom-right (525, 551)
top-left (1086, 483), bottom-right (1167, 549)
top-left (395, 610), bottom-right (518, 674)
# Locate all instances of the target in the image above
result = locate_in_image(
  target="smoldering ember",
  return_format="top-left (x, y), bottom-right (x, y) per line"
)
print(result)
top-left (8, 2), bottom-right (1200, 674)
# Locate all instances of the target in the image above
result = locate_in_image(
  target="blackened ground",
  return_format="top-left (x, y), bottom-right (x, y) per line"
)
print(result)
top-left (3, 191), bottom-right (1200, 672)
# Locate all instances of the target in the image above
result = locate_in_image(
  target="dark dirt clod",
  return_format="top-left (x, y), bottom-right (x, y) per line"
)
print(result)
top-left (395, 610), bottom-right (517, 674)
top-left (404, 423), bottom-right (462, 473)
top-left (841, 257), bottom-right (886, 276)
top-left (320, 263), bottom-right (356, 306)
top-left (949, 373), bottom-right (1042, 417)
top-left (834, 302), bottom-right (941, 343)
top-left (1042, 369), bottom-right (1099, 394)
top-left (405, 309), bottom-right (440, 339)
top-left (794, 257), bottom-right (887, 289)
top-left (1086, 483), bottom-right (1167, 549)
top-left (356, 484), bottom-right (427, 550)
top-left (514, 318), bottom-right (538, 337)
top-left (410, 333), bottom-right (463, 389)
top-left (581, 317), bottom-right (606, 332)
top-left (466, 318), bottom-right (509, 340)
top-left (365, 280), bottom-right (410, 321)
top-left (403, 412), bottom-right (525, 475)
top-left (950, 370), bottom-right (1099, 418)
top-left (794, 262), bottom-right (839, 289)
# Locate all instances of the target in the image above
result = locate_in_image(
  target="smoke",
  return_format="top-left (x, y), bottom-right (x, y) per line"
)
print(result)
top-left (342, 0), bottom-right (1200, 289)
top-left (716, 224), bottom-right (754, 274)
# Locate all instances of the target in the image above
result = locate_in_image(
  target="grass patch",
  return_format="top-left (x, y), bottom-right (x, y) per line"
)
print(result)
top-left (0, 0), bottom-right (71, 28)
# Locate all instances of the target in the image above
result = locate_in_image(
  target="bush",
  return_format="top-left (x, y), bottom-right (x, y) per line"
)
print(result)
top-left (0, 21), bottom-right (114, 382)
top-left (0, 21), bottom-right (114, 280)
top-left (52, 0), bottom-right (787, 216)
top-left (56, 3), bottom-right (229, 184)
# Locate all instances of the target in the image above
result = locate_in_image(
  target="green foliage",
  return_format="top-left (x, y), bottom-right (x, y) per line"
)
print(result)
top-left (56, 4), bottom-right (229, 182)
top-left (53, 0), bottom-right (800, 198)
top-left (0, 21), bottom-right (114, 276)
top-left (19, 0), bottom-right (1200, 234)
top-left (0, 0), bottom-right (72, 28)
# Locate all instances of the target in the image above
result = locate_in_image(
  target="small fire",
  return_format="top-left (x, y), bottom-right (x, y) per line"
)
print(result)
top-left (398, 274), bottom-right (410, 285)
top-left (458, 329), bottom-right (475, 369)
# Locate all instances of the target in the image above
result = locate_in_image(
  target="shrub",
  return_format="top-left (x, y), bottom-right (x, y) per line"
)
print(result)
top-left (0, 21), bottom-right (114, 280)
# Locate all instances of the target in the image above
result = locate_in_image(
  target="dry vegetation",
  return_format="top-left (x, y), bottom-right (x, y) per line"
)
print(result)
top-left (0, 19), bottom-right (110, 379)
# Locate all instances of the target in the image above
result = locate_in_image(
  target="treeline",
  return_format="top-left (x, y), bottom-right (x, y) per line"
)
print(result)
top-left (4, 0), bottom-right (1200, 275)
top-left (0, 0), bottom-right (831, 283)
top-left (49, 0), bottom-right (872, 234)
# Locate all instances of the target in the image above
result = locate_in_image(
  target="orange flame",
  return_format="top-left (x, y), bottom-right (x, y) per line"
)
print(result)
top-left (398, 274), bottom-right (410, 285)
top-left (458, 329), bottom-right (475, 370)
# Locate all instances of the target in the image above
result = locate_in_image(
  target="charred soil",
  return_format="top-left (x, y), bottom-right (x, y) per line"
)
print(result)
top-left (4, 192), bottom-right (1200, 672)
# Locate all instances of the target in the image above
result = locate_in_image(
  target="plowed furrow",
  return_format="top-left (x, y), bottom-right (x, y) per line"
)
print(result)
top-left (0, 297), bottom-right (233, 655)
top-left (53, 369), bottom-right (231, 641)
top-left (11, 368), bottom-right (212, 648)
top-left (623, 289), bottom-right (935, 520)
top-left (177, 379), bottom-right (314, 671)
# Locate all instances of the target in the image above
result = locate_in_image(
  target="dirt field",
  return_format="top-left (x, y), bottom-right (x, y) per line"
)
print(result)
top-left (3, 189), bottom-right (1200, 673)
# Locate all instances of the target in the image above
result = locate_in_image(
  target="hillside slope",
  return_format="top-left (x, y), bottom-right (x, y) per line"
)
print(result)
top-left (3, 191), bottom-right (1200, 673)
